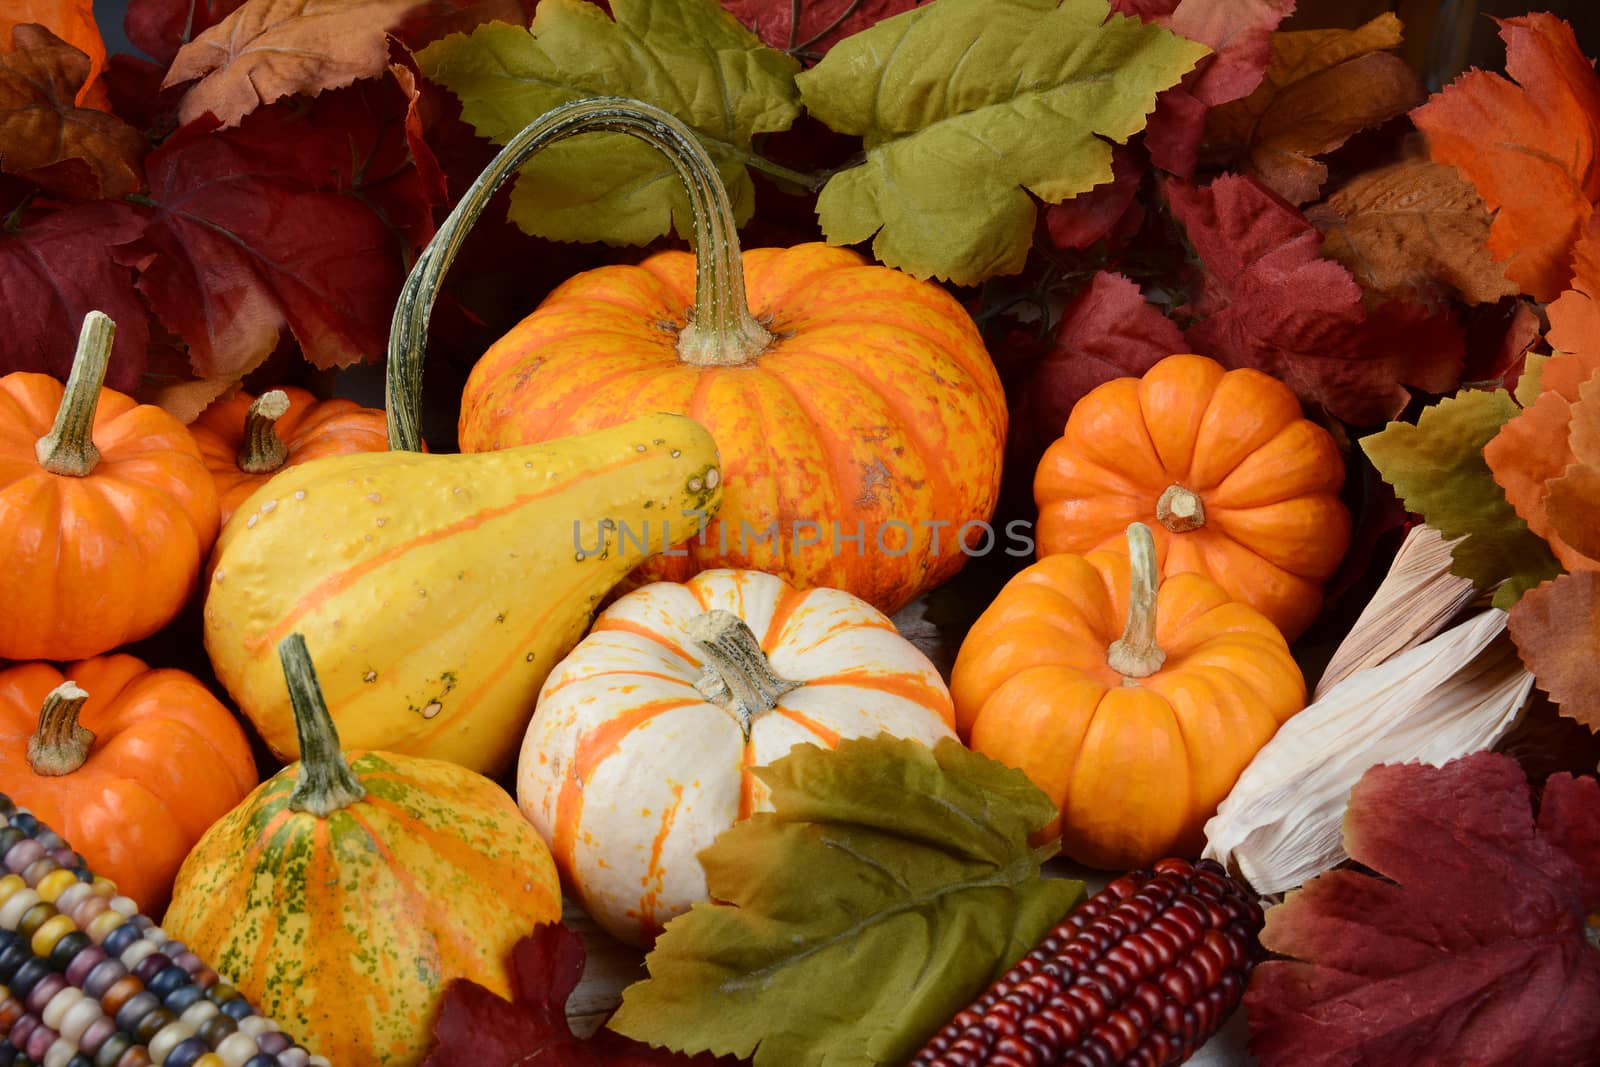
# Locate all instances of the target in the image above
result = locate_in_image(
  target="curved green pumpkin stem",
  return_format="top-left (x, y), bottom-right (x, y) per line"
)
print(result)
top-left (239, 390), bottom-right (291, 473)
top-left (385, 96), bottom-right (772, 452)
top-left (278, 633), bottom-right (366, 816)
top-left (1106, 522), bottom-right (1167, 682)
top-left (27, 682), bottom-right (94, 776)
top-left (35, 312), bottom-right (115, 477)
top-left (688, 609), bottom-right (799, 741)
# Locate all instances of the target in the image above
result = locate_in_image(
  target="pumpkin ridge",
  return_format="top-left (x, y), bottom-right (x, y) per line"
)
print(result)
top-left (798, 672), bottom-right (956, 723)
top-left (543, 667), bottom-right (694, 697)
top-left (252, 448), bottom-right (650, 654)
top-left (773, 707), bottom-right (843, 747)
top-left (595, 618), bottom-right (698, 665)
top-left (469, 355), bottom-right (666, 443)
top-left (762, 584), bottom-right (810, 649)
top-left (737, 735), bottom-right (758, 821)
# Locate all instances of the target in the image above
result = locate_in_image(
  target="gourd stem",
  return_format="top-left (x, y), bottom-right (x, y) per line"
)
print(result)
top-left (26, 683), bottom-right (94, 776)
top-left (1106, 523), bottom-right (1167, 681)
top-left (35, 312), bottom-right (115, 477)
top-left (688, 610), bottom-right (800, 741)
top-left (279, 633), bottom-right (366, 816)
top-left (1157, 484), bottom-right (1206, 533)
top-left (385, 97), bottom-right (771, 451)
top-left (239, 390), bottom-right (291, 473)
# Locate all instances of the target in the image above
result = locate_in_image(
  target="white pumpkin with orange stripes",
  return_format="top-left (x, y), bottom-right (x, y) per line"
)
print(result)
top-left (516, 568), bottom-right (958, 946)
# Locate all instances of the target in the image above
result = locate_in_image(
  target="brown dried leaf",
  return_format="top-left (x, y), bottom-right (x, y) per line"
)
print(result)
top-left (164, 0), bottom-right (423, 128)
top-left (0, 24), bottom-right (145, 198)
top-left (1204, 14), bottom-right (1425, 205)
top-left (1508, 570), bottom-right (1600, 731)
top-left (1309, 160), bottom-right (1517, 306)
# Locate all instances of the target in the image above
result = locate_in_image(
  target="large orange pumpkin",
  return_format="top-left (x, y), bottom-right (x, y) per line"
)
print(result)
top-left (190, 386), bottom-right (393, 527)
top-left (399, 102), bottom-right (1006, 615)
top-left (1034, 354), bottom-right (1349, 641)
top-left (0, 312), bottom-right (220, 660)
top-left (0, 654), bottom-right (257, 913)
top-left (950, 523), bottom-right (1306, 869)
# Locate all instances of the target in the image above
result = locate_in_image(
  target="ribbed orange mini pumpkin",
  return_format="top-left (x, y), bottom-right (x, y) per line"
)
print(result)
top-left (950, 523), bottom-right (1306, 869)
top-left (0, 654), bottom-right (256, 913)
top-left (0, 312), bottom-right (219, 660)
top-left (426, 103), bottom-right (1005, 615)
top-left (190, 387), bottom-right (393, 526)
top-left (1034, 354), bottom-right (1349, 641)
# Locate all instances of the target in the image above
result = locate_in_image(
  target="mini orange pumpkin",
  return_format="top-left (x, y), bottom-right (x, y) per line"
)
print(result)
top-left (0, 312), bottom-right (220, 660)
top-left (0, 654), bottom-right (257, 913)
top-left (1034, 354), bottom-right (1350, 641)
top-left (950, 523), bottom-right (1306, 869)
top-left (190, 387), bottom-right (393, 526)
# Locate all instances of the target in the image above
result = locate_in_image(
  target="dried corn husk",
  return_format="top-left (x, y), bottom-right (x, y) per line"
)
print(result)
top-left (1203, 609), bottom-right (1533, 895)
top-left (1315, 524), bottom-right (1479, 698)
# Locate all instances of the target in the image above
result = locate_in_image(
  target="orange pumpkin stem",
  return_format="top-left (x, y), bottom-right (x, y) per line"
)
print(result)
top-left (35, 311), bottom-right (115, 477)
top-left (1106, 523), bottom-right (1167, 681)
top-left (688, 609), bottom-right (800, 740)
top-left (278, 632), bottom-right (366, 817)
top-left (239, 390), bottom-right (291, 474)
top-left (26, 682), bottom-right (95, 776)
top-left (384, 98), bottom-right (772, 451)
top-left (1156, 485), bottom-right (1206, 533)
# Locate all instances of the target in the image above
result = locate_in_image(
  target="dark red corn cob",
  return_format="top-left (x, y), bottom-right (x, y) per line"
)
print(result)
top-left (911, 857), bottom-right (1263, 1067)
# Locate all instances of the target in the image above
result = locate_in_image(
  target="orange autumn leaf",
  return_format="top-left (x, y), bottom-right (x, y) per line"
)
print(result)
top-left (1486, 217), bottom-right (1600, 572)
top-left (1545, 372), bottom-right (1600, 562)
top-left (1508, 571), bottom-right (1600, 731)
top-left (0, 0), bottom-right (108, 108)
top-left (1412, 15), bottom-right (1600, 303)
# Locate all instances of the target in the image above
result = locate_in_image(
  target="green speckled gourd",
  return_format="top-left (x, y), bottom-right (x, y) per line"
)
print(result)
top-left (163, 634), bottom-right (563, 1067)
top-left (202, 411), bottom-right (721, 776)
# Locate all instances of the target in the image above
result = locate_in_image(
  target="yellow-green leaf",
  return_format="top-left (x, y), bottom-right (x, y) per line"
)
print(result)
top-left (416, 0), bottom-right (801, 244)
top-left (796, 0), bottom-right (1208, 283)
top-left (607, 735), bottom-right (1083, 1067)
top-left (1361, 389), bottom-right (1562, 608)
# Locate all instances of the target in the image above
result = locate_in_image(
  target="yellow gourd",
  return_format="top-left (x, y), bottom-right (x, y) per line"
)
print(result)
top-left (203, 412), bottom-right (721, 776)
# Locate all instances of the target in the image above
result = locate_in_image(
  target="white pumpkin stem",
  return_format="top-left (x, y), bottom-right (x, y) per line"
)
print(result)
top-left (385, 98), bottom-right (772, 451)
top-left (278, 633), bottom-right (367, 816)
top-left (688, 609), bottom-right (800, 741)
top-left (35, 312), bottom-right (115, 477)
top-left (1106, 523), bottom-right (1167, 682)
top-left (239, 390), bottom-right (292, 473)
top-left (1156, 484), bottom-right (1206, 533)
top-left (26, 682), bottom-right (94, 776)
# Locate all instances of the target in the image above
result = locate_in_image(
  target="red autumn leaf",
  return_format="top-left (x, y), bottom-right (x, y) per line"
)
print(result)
top-left (1166, 172), bottom-right (1456, 424)
top-left (111, 69), bottom-right (440, 383)
top-left (1246, 752), bottom-right (1600, 1066)
top-left (0, 200), bottom-right (151, 391)
top-left (1044, 143), bottom-right (1144, 250)
top-left (163, 0), bottom-right (427, 128)
top-left (392, 0), bottom-right (540, 50)
top-left (0, 24), bottom-right (145, 199)
top-left (125, 0), bottom-right (249, 66)
top-left (1003, 271), bottom-right (1185, 478)
top-left (1509, 570), bottom-right (1600, 732)
top-left (1462, 301), bottom-right (1540, 387)
top-left (1412, 14), bottom-right (1600, 303)
top-left (0, 0), bottom-right (108, 107)
top-left (720, 0), bottom-right (929, 59)
top-left (1113, 0), bottom-right (1295, 176)
top-left (422, 922), bottom-right (735, 1067)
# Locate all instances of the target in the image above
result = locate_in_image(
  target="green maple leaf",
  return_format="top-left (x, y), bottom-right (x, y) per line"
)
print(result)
top-left (416, 0), bottom-right (801, 244)
top-left (1362, 389), bottom-right (1562, 608)
top-left (607, 735), bottom-right (1082, 1067)
top-left (796, 0), bottom-right (1209, 284)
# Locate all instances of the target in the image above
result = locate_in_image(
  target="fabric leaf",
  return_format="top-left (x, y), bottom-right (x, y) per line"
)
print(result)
top-left (1546, 371), bottom-right (1600, 563)
top-left (1508, 571), bottom-right (1600, 732)
top-left (163, 0), bottom-right (426, 128)
top-left (0, 24), bottom-right (145, 199)
top-left (1203, 14), bottom-right (1425, 205)
top-left (1246, 752), bottom-right (1600, 1066)
top-left (418, 0), bottom-right (801, 246)
top-left (1361, 389), bottom-right (1562, 607)
top-left (608, 735), bottom-right (1083, 1067)
top-left (1412, 14), bottom-right (1600, 303)
top-left (1308, 159), bottom-right (1518, 306)
top-left (125, 0), bottom-right (249, 66)
top-left (422, 921), bottom-right (731, 1066)
top-left (720, 0), bottom-right (929, 58)
top-left (0, 0), bottom-right (107, 107)
top-left (0, 200), bottom-right (151, 391)
top-left (796, 0), bottom-right (1208, 283)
